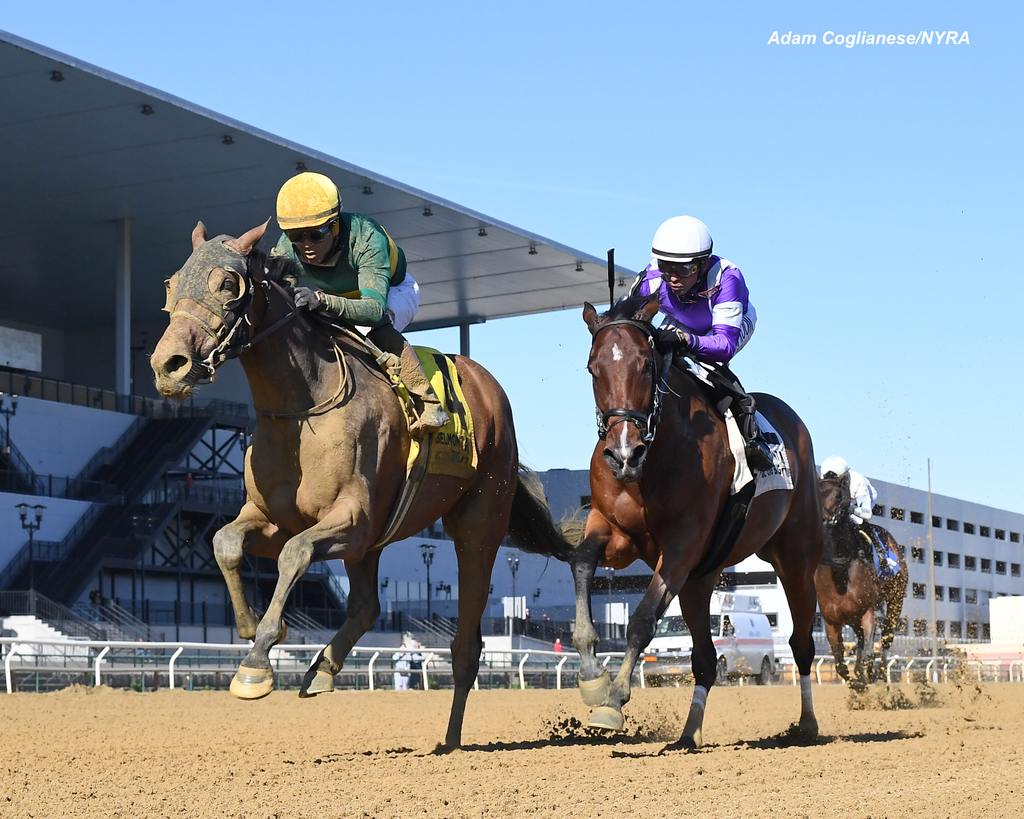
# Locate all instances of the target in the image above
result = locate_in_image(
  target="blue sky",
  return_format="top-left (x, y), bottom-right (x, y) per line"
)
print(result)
top-left (3, 2), bottom-right (1021, 511)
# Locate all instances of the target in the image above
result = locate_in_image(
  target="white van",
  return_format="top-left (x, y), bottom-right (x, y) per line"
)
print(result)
top-left (645, 592), bottom-right (775, 684)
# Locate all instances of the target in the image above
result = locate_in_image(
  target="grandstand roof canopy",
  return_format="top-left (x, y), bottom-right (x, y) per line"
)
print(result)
top-left (0, 32), bottom-right (630, 332)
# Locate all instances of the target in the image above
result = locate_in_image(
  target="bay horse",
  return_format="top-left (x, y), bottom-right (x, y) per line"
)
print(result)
top-left (572, 294), bottom-right (823, 748)
top-left (150, 221), bottom-right (572, 749)
top-left (815, 475), bottom-right (909, 685)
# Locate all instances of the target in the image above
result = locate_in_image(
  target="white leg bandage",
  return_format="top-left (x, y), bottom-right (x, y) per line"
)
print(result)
top-left (800, 674), bottom-right (814, 713)
top-left (683, 684), bottom-right (709, 737)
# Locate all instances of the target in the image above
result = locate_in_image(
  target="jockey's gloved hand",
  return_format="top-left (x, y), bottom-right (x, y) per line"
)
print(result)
top-left (655, 327), bottom-right (694, 354)
top-left (293, 287), bottom-right (324, 311)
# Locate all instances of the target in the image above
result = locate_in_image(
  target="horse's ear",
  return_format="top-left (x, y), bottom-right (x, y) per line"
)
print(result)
top-left (230, 219), bottom-right (271, 255)
top-left (635, 294), bottom-right (660, 323)
top-left (191, 221), bottom-right (207, 250)
top-left (582, 302), bottom-right (600, 332)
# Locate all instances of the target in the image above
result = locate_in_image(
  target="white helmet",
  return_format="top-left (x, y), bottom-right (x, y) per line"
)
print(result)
top-left (651, 215), bottom-right (713, 263)
top-left (820, 456), bottom-right (850, 480)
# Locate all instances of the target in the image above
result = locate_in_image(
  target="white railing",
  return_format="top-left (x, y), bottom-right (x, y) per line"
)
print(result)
top-left (0, 638), bottom-right (631, 694)
top-left (779, 654), bottom-right (1024, 685)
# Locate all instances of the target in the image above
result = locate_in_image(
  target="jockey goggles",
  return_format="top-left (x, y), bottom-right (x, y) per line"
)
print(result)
top-left (659, 258), bottom-right (704, 281)
top-left (286, 219), bottom-right (337, 244)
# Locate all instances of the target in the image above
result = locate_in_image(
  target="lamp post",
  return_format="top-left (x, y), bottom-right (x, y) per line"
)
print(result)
top-left (420, 543), bottom-right (435, 621)
top-left (0, 392), bottom-right (17, 456)
top-left (506, 551), bottom-right (520, 635)
top-left (16, 503), bottom-right (45, 594)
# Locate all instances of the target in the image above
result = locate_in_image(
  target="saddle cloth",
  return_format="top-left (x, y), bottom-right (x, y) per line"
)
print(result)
top-left (858, 528), bottom-right (901, 579)
top-left (681, 357), bottom-right (794, 497)
top-left (396, 347), bottom-right (477, 480)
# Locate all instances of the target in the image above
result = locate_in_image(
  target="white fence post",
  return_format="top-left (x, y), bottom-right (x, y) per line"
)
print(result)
top-left (790, 662), bottom-right (798, 686)
top-left (639, 660), bottom-right (646, 689)
top-left (4, 647), bottom-right (14, 694)
top-left (886, 658), bottom-right (898, 684)
top-left (602, 655), bottom-right (611, 668)
top-left (94, 646), bottom-right (110, 687)
top-left (556, 656), bottom-right (568, 690)
top-left (168, 646), bottom-right (184, 690)
top-left (903, 658), bottom-right (915, 684)
top-left (422, 653), bottom-right (434, 691)
top-left (518, 653), bottom-right (530, 690)
top-left (925, 659), bottom-right (936, 683)
top-left (815, 656), bottom-right (826, 684)
top-left (367, 651), bottom-right (379, 691)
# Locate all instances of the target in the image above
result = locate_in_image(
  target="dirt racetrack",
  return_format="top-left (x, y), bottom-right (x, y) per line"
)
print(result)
top-left (1, 681), bottom-right (1020, 817)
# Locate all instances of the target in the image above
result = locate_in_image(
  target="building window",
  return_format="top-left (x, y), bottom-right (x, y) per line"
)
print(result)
top-left (911, 546), bottom-right (925, 564)
top-left (981, 558), bottom-right (992, 573)
top-left (932, 515), bottom-right (942, 527)
top-left (996, 529), bottom-right (1006, 541)
top-left (965, 588), bottom-right (978, 605)
top-left (912, 583), bottom-right (926, 599)
top-left (950, 621), bottom-right (962, 638)
top-left (898, 543), bottom-right (907, 557)
top-left (935, 620), bottom-right (945, 637)
top-left (813, 613), bottom-right (823, 629)
top-left (912, 619), bottom-right (928, 636)
top-left (872, 504), bottom-right (885, 517)
top-left (948, 587), bottom-right (961, 602)
top-left (890, 506), bottom-right (905, 521)
top-left (963, 522), bottom-right (975, 534)
top-left (1011, 532), bottom-right (1021, 544)
top-left (980, 525), bottom-right (991, 537)
top-left (933, 550), bottom-right (943, 566)
top-left (579, 495), bottom-right (592, 509)
top-left (910, 511), bottom-right (924, 524)
top-left (983, 623), bottom-right (991, 639)
top-left (965, 555), bottom-right (977, 571)
top-left (1012, 563), bottom-right (1021, 578)
top-left (947, 519), bottom-right (959, 531)
top-left (948, 553), bottom-right (960, 569)
top-left (935, 585), bottom-right (945, 601)
top-left (996, 561), bottom-right (1007, 575)
top-left (966, 621), bottom-right (979, 639)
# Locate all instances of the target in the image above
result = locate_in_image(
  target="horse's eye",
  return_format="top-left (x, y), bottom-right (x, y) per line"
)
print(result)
top-left (220, 277), bottom-right (236, 292)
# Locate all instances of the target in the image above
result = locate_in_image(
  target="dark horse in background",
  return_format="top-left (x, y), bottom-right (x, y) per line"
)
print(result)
top-left (150, 222), bottom-right (572, 749)
top-left (815, 475), bottom-right (908, 685)
top-left (570, 294), bottom-right (824, 748)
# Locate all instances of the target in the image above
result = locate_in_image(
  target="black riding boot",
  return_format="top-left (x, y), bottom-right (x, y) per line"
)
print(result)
top-left (368, 323), bottom-right (450, 436)
top-left (706, 365), bottom-right (775, 473)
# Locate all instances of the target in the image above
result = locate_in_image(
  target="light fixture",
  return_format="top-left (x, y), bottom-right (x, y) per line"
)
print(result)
top-left (295, 161), bottom-right (307, 172)
top-left (221, 134), bottom-right (234, 145)
top-left (50, 70), bottom-right (64, 82)
top-left (478, 225), bottom-right (488, 237)
top-left (139, 104), bottom-right (154, 116)
top-left (575, 260), bottom-right (583, 272)
top-left (528, 242), bottom-right (537, 255)
top-left (362, 184), bottom-right (373, 195)
top-left (422, 205), bottom-right (433, 217)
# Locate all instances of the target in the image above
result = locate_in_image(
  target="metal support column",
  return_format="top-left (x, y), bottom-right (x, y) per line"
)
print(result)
top-left (114, 219), bottom-right (132, 403)
top-left (459, 323), bottom-right (471, 358)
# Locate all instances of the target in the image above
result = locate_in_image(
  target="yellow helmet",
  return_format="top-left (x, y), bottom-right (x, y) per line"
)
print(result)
top-left (276, 172), bottom-right (341, 229)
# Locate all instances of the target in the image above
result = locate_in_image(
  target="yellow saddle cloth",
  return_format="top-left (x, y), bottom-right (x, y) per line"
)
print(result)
top-left (396, 347), bottom-right (477, 480)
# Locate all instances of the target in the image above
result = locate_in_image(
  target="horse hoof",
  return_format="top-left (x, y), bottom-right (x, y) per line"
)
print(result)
top-left (662, 733), bottom-right (701, 753)
top-left (588, 706), bottom-right (625, 732)
top-left (797, 715), bottom-right (819, 742)
top-left (298, 667), bottom-right (335, 699)
top-left (229, 665), bottom-right (275, 700)
top-left (578, 671), bottom-right (611, 706)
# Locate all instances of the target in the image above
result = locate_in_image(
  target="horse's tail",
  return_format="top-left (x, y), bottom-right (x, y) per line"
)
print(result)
top-left (507, 464), bottom-right (578, 563)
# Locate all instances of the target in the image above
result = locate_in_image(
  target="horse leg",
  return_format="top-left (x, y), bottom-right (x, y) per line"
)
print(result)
top-left (667, 576), bottom-right (718, 751)
top-left (436, 481), bottom-right (506, 750)
top-left (774, 559), bottom-right (819, 740)
top-left (825, 620), bottom-right (848, 682)
top-left (881, 571), bottom-right (908, 656)
top-left (231, 500), bottom-right (368, 700)
top-left (572, 514), bottom-right (613, 706)
top-left (857, 608), bottom-right (877, 684)
top-left (589, 570), bottom-right (672, 732)
top-left (299, 551), bottom-right (382, 697)
top-left (212, 502), bottom-right (287, 640)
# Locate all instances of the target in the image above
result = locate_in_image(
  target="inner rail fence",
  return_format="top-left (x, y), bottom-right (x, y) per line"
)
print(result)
top-left (2, 638), bottom-right (1022, 694)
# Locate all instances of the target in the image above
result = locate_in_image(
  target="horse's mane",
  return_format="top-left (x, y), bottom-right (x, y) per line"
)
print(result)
top-left (605, 293), bottom-right (654, 322)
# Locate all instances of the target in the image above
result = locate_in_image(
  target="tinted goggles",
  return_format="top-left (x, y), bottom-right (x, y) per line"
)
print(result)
top-left (286, 220), bottom-right (337, 244)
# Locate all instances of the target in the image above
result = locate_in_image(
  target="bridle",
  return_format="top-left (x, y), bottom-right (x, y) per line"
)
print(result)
top-left (590, 319), bottom-right (674, 445)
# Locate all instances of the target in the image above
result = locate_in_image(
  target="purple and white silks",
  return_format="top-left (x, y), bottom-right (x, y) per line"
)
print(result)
top-left (630, 255), bottom-right (757, 364)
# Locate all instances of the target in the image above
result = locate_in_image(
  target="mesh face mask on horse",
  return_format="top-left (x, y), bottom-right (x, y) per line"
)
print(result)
top-left (567, 292), bottom-right (823, 749)
top-left (151, 220), bottom-right (575, 750)
top-left (816, 475), bottom-right (909, 685)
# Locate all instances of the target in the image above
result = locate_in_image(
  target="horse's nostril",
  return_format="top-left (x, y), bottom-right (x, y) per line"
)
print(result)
top-left (627, 444), bottom-right (647, 468)
top-left (162, 354), bottom-right (190, 376)
top-left (602, 448), bottom-right (622, 468)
